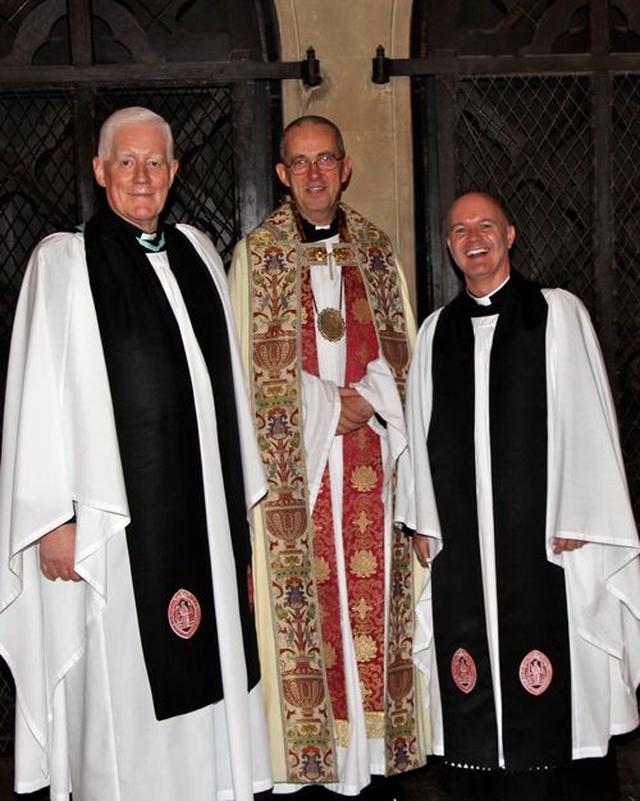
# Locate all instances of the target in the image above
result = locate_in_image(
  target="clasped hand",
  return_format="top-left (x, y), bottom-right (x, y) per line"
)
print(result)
top-left (337, 387), bottom-right (374, 435)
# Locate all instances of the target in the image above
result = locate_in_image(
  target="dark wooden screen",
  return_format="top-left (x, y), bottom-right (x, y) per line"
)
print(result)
top-left (0, 0), bottom-right (292, 435)
top-left (407, 0), bottom-right (640, 521)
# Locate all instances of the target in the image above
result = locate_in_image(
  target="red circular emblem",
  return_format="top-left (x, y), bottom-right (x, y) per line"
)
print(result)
top-left (519, 649), bottom-right (553, 695)
top-left (168, 589), bottom-right (202, 639)
top-left (451, 647), bottom-right (477, 694)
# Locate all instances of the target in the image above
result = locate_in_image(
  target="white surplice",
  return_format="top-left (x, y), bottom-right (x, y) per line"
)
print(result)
top-left (396, 286), bottom-right (640, 762)
top-left (0, 225), bottom-right (272, 801)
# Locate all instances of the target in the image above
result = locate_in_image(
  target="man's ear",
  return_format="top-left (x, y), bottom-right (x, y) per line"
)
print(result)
top-left (92, 156), bottom-right (106, 187)
top-left (275, 162), bottom-right (290, 188)
top-left (340, 156), bottom-right (353, 185)
top-left (169, 159), bottom-right (179, 185)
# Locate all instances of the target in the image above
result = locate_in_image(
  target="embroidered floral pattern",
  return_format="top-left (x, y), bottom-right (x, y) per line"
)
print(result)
top-left (351, 464), bottom-right (378, 492)
top-left (350, 549), bottom-right (377, 578)
top-left (249, 202), bottom-right (418, 780)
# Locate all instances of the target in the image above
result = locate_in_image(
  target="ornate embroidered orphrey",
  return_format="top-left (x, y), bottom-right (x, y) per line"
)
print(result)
top-left (451, 647), bottom-right (477, 694)
top-left (519, 649), bottom-right (553, 695)
top-left (316, 306), bottom-right (345, 341)
top-left (168, 588), bottom-right (202, 639)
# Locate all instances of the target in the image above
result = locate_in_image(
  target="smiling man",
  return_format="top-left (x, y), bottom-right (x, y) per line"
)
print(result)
top-left (445, 191), bottom-right (515, 296)
top-left (0, 107), bottom-right (272, 801)
top-left (229, 116), bottom-right (425, 798)
top-left (396, 192), bottom-right (640, 800)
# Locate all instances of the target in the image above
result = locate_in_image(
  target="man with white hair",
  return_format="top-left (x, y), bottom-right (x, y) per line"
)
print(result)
top-left (0, 107), bottom-right (271, 800)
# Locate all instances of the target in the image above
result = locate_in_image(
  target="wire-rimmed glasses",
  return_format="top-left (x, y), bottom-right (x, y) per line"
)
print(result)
top-left (284, 153), bottom-right (344, 175)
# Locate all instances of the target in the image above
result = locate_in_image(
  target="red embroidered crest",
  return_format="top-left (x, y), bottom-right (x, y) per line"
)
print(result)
top-left (519, 649), bottom-right (553, 695)
top-left (451, 647), bottom-right (477, 693)
top-left (167, 588), bottom-right (202, 639)
top-left (247, 566), bottom-right (255, 613)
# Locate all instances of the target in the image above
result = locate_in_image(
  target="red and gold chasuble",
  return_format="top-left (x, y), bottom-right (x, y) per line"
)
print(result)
top-left (248, 202), bottom-right (419, 783)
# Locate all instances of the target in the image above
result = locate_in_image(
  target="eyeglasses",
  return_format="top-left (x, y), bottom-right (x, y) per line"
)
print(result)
top-left (284, 153), bottom-right (344, 175)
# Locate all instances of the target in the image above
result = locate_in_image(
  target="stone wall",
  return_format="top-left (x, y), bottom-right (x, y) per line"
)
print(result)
top-left (274, 0), bottom-right (417, 311)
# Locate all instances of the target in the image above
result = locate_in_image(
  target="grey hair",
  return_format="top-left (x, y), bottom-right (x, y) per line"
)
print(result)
top-left (97, 107), bottom-right (174, 160)
top-left (279, 115), bottom-right (346, 162)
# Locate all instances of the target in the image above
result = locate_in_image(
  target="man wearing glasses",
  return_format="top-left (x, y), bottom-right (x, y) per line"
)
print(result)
top-left (229, 116), bottom-right (424, 798)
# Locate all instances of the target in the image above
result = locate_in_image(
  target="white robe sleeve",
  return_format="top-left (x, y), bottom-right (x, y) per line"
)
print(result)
top-left (544, 289), bottom-right (640, 750)
top-left (352, 356), bottom-right (408, 464)
top-left (395, 309), bottom-right (443, 547)
top-left (394, 309), bottom-right (444, 750)
top-left (300, 371), bottom-right (341, 510)
top-left (544, 288), bottom-right (640, 618)
top-left (0, 233), bottom-right (130, 792)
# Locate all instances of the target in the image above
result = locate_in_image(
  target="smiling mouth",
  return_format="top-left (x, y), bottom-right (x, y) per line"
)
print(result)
top-left (466, 247), bottom-right (490, 257)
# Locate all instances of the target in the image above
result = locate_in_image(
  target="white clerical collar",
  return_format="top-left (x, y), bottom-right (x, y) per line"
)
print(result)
top-left (467, 275), bottom-right (511, 306)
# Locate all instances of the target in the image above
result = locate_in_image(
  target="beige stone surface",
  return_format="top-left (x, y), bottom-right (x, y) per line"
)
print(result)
top-left (273, 0), bottom-right (417, 312)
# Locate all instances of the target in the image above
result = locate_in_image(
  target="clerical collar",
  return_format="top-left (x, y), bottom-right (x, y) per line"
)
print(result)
top-left (299, 215), bottom-right (340, 242)
top-left (84, 208), bottom-right (168, 252)
top-left (466, 275), bottom-right (511, 316)
top-left (137, 229), bottom-right (166, 252)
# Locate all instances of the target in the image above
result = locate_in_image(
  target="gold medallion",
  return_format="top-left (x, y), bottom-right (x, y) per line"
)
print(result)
top-left (317, 307), bottom-right (345, 342)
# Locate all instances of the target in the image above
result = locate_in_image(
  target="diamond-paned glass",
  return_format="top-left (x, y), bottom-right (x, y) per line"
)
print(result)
top-left (453, 74), bottom-right (594, 305)
top-left (612, 72), bottom-right (640, 519)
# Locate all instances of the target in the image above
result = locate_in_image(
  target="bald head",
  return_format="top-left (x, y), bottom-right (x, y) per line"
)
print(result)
top-left (447, 192), bottom-right (510, 231)
top-left (446, 192), bottom-right (516, 296)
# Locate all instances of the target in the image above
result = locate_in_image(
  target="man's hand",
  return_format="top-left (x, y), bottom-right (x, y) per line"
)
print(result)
top-left (39, 522), bottom-right (82, 582)
top-left (413, 535), bottom-right (431, 568)
top-left (337, 387), bottom-right (375, 435)
top-left (552, 537), bottom-right (586, 554)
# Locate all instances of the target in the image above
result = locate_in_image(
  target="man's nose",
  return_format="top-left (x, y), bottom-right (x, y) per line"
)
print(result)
top-left (133, 163), bottom-right (150, 182)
